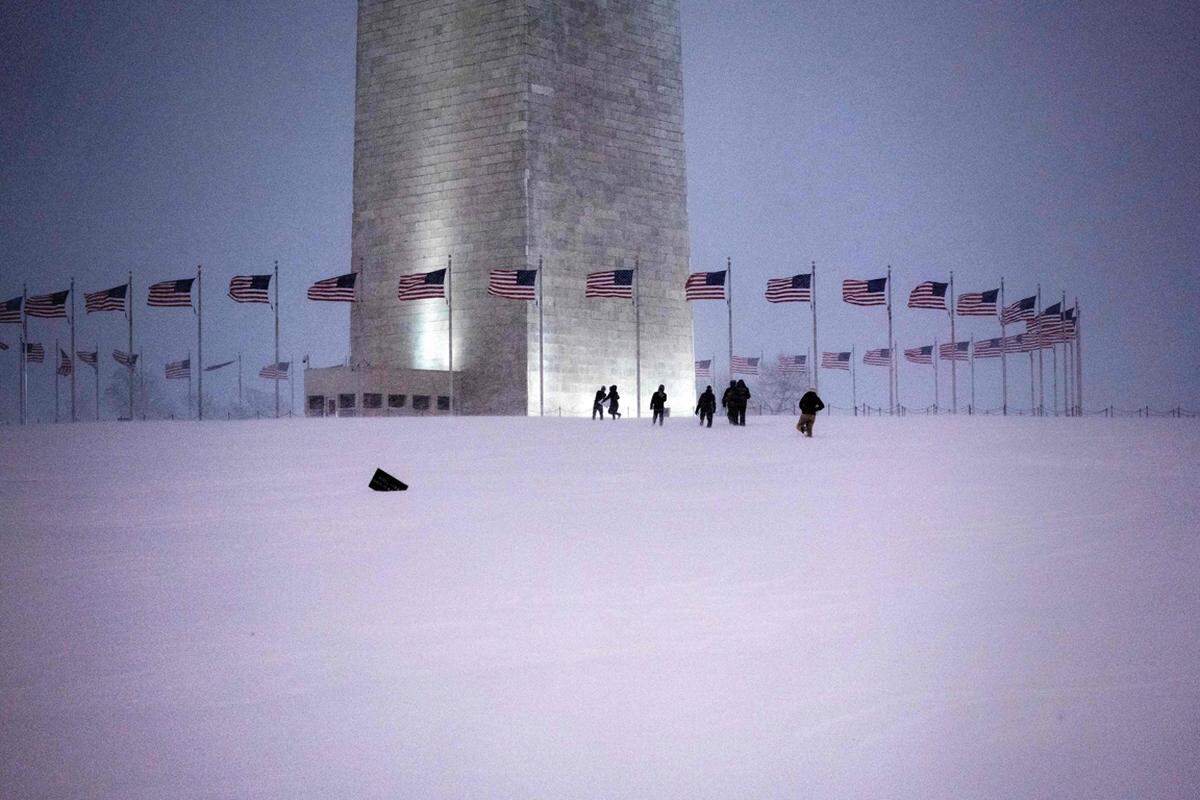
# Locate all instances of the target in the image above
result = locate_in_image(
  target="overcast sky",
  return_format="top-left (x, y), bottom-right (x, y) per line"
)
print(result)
top-left (2, 0), bottom-right (1197, 418)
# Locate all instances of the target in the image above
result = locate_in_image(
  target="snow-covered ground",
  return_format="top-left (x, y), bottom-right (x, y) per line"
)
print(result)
top-left (2, 415), bottom-right (1197, 799)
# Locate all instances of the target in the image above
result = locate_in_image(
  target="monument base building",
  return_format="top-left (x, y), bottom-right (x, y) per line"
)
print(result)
top-left (309, 0), bottom-right (694, 416)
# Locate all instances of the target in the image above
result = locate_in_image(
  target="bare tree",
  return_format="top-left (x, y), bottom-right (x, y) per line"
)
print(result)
top-left (756, 361), bottom-right (809, 415)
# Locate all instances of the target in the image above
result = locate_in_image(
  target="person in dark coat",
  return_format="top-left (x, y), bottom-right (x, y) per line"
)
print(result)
top-left (650, 385), bottom-right (667, 425)
top-left (592, 386), bottom-right (608, 419)
top-left (695, 385), bottom-right (716, 427)
top-left (733, 379), bottom-right (751, 426)
top-left (796, 387), bottom-right (825, 437)
top-left (721, 380), bottom-right (737, 424)
top-left (607, 385), bottom-right (621, 419)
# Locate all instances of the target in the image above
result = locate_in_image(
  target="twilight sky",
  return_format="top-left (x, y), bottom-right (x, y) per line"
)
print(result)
top-left (2, 0), bottom-right (1197, 418)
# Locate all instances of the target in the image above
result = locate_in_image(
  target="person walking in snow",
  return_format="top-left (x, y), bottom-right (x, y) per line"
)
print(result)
top-left (607, 385), bottom-right (621, 419)
top-left (592, 386), bottom-right (608, 419)
top-left (732, 379), bottom-right (751, 426)
top-left (650, 385), bottom-right (667, 425)
top-left (796, 387), bottom-right (825, 437)
top-left (695, 385), bottom-right (716, 427)
top-left (721, 380), bottom-right (737, 425)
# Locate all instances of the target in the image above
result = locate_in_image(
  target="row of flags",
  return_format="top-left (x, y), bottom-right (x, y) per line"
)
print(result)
top-left (7, 345), bottom-right (289, 381)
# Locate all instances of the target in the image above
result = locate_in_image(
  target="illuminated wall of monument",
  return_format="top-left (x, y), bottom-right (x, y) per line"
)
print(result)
top-left (350, 0), bottom-right (693, 415)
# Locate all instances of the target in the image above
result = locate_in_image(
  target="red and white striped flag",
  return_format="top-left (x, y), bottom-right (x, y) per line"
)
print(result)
top-left (397, 269), bottom-right (447, 301)
top-left (684, 270), bottom-right (726, 301)
top-left (973, 337), bottom-right (1005, 358)
top-left (585, 269), bottom-right (634, 299)
top-left (904, 345), bottom-right (934, 365)
top-left (1001, 295), bottom-right (1036, 325)
top-left (863, 347), bottom-right (892, 366)
top-left (731, 355), bottom-right (759, 375)
top-left (956, 288), bottom-right (999, 316)
top-left (821, 351), bottom-right (851, 370)
top-left (695, 359), bottom-right (713, 379)
top-left (488, 269), bottom-right (538, 300)
top-left (26, 290), bottom-right (69, 319)
top-left (907, 281), bottom-right (948, 310)
top-left (85, 284), bottom-right (128, 313)
top-left (77, 350), bottom-right (98, 366)
top-left (777, 355), bottom-right (808, 375)
top-left (165, 358), bottom-right (190, 379)
top-left (0, 296), bottom-right (21, 324)
top-left (113, 350), bottom-right (138, 368)
top-left (939, 341), bottom-right (970, 361)
top-left (228, 275), bottom-right (272, 303)
top-left (24, 342), bottom-right (45, 363)
top-left (307, 272), bottom-right (357, 302)
top-left (57, 348), bottom-right (73, 376)
top-left (148, 278), bottom-right (194, 308)
top-left (764, 273), bottom-right (811, 303)
top-left (260, 362), bottom-right (290, 380)
top-left (842, 277), bottom-right (887, 306)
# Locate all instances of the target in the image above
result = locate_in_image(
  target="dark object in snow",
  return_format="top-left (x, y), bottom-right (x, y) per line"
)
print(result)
top-left (369, 469), bottom-right (408, 492)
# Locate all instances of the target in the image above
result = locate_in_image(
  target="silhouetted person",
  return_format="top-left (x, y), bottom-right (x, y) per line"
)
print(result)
top-left (650, 385), bottom-right (667, 425)
top-left (721, 380), bottom-right (737, 424)
top-left (796, 387), bottom-right (825, 437)
top-left (592, 386), bottom-right (608, 419)
top-left (695, 385), bottom-right (716, 427)
top-left (607, 385), bottom-right (621, 419)
top-left (733, 379), bottom-right (751, 426)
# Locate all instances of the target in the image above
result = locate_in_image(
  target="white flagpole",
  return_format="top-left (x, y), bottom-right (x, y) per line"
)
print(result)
top-left (726, 256), bottom-right (734, 380)
top-left (886, 265), bottom-right (894, 415)
top-left (447, 254), bottom-right (454, 415)
top-left (70, 277), bottom-right (76, 422)
top-left (55, 337), bottom-right (60, 423)
top-left (94, 342), bottom-right (99, 421)
top-left (851, 345), bottom-right (857, 415)
top-left (289, 352), bottom-right (294, 415)
top-left (238, 351), bottom-right (243, 404)
top-left (933, 337), bottom-right (939, 412)
top-left (811, 261), bottom-right (818, 393)
top-left (969, 333), bottom-right (975, 414)
top-left (20, 283), bottom-right (27, 425)
top-left (1036, 284), bottom-right (1044, 416)
top-left (949, 270), bottom-right (957, 414)
top-left (1074, 298), bottom-right (1083, 415)
top-left (999, 277), bottom-right (1007, 416)
top-left (197, 264), bottom-right (203, 421)
top-left (274, 259), bottom-right (280, 419)
top-left (187, 348), bottom-right (192, 416)
top-left (635, 255), bottom-right (641, 419)
top-left (538, 255), bottom-right (544, 417)
top-left (127, 271), bottom-right (133, 420)
top-left (1060, 289), bottom-right (1068, 416)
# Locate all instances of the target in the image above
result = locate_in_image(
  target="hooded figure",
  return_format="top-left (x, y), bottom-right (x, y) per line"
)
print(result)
top-left (695, 385), bottom-right (716, 427)
top-left (592, 386), bottom-right (608, 419)
top-left (721, 380), bottom-right (737, 424)
top-left (607, 385), bottom-right (621, 419)
top-left (732, 379), bottom-right (751, 425)
top-left (650, 384), bottom-right (667, 425)
top-left (796, 388), bottom-right (825, 437)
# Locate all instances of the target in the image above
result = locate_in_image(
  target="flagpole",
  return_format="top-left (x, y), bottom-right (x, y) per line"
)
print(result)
top-left (20, 283), bottom-right (27, 425)
top-left (999, 277), bottom-right (1007, 416)
top-left (1029, 351), bottom-right (1035, 415)
top-left (949, 270), bottom-right (957, 414)
top-left (634, 256), bottom-right (642, 418)
top-left (187, 348), bottom-right (193, 416)
top-left (447, 254), bottom-right (454, 416)
top-left (238, 351), bottom-right (243, 404)
top-left (289, 352), bottom-right (294, 415)
top-left (1036, 284), bottom-right (1044, 416)
top-left (726, 256), bottom-right (734, 379)
top-left (197, 264), bottom-right (203, 421)
top-left (969, 333), bottom-right (975, 414)
top-left (1060, 289), bottom-right (1067, 416)
top-left (1074, 298), bottom-right (1083, 415)
top-left (55, 337), bottom-right (60, 422)
top-left (127, 270), bottom-right (133, 420)
top-left (274, 259), bottom-right (280, 419)
top-left (538, 254), bottom-right (544, 417)
top-left (810, 260), bottom-right (818, 393)
top-left (933, 337), bottom-right (939, 412)
top-left (94, 342), bottom-right (99, 421)
top-left (69, 277), bottom-right (76, 422)
top-left (886, 265), bottom-right (894, 415)
top-left (851, 344), bottom-right (857, 414)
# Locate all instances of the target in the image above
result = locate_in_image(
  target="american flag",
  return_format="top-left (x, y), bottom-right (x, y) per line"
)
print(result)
top-left (863, 347), bottom-right (892, 366)
top-left (26, 290), bottom-right (69, 319)
top-left (113, 350), bottom-right (138, 367)
top-left (1029, 302), bottom-right (1064, 344)
top-left (821, 351), bottom-right (851, 370)
top-left (77, 349), bottom-right (98, 366)
top-left (1004, 333), bottom-right (1037, 353)
top-left (307, 272), bottom-right (357, 301)
top-left (85, 284), bottom-right (128, 313)
top-left (695, 359), bottom-right (713, 378)
top-left (488, 269), bottom-right (538, 300)
top-left (205, 359), bottom-right (236, 372)
top-left (731, 355), bottom-right (760, 375)
top-left (907, 281), bottom-right (948, 310)
top-left (260, 361), bottom-right (290, 380)
top-left (24, 342), bottom-right (45, 362)
top-left (585, 269), bottom-right (634, 299)
top-left (1001, 295), bottom-right (1036, 325)
top-left (957, 288), bottom-right (999, 316)
top-left (974, 337), bottom-right (1005, 358)
top-left (778, 354), bottom-right (808, 375)
top-left (904, 345), bottom-right (934, 365)
top-left (842, 277), bottom-right (887, 306)
top-left (397, 268), bottom-right (447, 301)
top-left (684, 270), bottom-right (727, 301)
top-left (228, 274), bottom-right (272, 303)
top-left (764, 273), bottom-right (811, 303)
top-left (0, 296), bottom-right (22, 323)
top-left (939, 341), bottom-right (970, 361)
top-left (148, 278), bottom-right (195, 307)
top-left (165, 358), bottom-right (190, 379)
top-left (57, 348), bottom-right (73, 376)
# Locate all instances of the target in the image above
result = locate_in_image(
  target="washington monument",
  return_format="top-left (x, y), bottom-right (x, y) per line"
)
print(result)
top-left (345, 0), bottom-right (695, 415)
